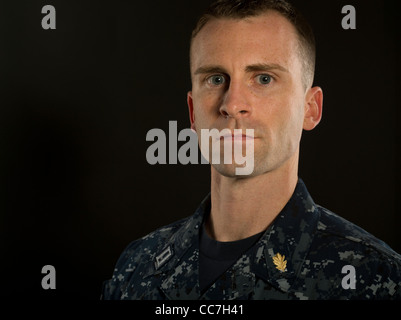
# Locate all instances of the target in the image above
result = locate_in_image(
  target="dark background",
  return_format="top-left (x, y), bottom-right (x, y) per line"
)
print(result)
top-left (0, 0), bottom-right (399, 299)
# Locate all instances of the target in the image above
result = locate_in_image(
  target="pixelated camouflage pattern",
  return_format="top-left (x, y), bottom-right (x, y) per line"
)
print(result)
top-left (102, 179), bottom-right (401, 300)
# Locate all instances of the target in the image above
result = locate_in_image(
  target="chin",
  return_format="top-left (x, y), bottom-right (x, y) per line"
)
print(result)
top-left (212, 163), bottom-right (257, 178)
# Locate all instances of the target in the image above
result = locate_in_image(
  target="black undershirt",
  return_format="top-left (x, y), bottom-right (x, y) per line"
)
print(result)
top-left (199, 225), bottom-right (264, 293)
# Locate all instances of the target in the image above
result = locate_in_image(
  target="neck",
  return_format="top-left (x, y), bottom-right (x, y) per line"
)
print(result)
top-left (206, 153), bottom-right (299, 242)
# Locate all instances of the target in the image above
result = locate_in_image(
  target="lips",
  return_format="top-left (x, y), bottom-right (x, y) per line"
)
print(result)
top-left (220, 134), bottom-right (254, 141)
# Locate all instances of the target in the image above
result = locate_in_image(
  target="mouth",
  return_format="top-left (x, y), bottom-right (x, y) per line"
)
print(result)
top-left (220, 134), bottom-right (255, 141)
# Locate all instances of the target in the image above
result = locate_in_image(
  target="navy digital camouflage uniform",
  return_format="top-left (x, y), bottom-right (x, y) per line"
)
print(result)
top-left (102, 179), bottom-right (401, 300)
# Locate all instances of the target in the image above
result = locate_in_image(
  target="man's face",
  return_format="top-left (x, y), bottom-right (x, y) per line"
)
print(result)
top-left (188, 12), bottom-right (316, 178)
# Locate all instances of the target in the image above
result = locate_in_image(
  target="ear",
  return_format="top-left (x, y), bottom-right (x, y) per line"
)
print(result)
top-left (303, 86), bottom-right (323, 131)
top-left (187, 91), bottom-right (196, 131)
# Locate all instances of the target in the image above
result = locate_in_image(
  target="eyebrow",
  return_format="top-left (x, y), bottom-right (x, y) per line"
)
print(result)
top-left (194, 63), bottom-right (289, 75)
top-left (194, 66), bottom-right (227, 75)
top-left (245, 63), bottom-right (289, 73)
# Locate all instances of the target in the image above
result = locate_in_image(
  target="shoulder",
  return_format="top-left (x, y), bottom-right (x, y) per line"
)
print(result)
top-left (307, 205), bottom-right (401, 298)
top-left (315, 205), bottom-right (400, 262)
top-left (118, 216), bottom-right (189, 267)
top-left (101, 217), bottom-right (189, 299)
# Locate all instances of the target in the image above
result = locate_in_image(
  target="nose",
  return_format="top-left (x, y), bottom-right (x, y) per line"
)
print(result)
top-left (219, 81), bottom-right (251, 119)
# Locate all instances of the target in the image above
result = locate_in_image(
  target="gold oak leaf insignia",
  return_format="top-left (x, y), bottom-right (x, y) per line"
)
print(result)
top-left (272, 253), bottom-right (287, 272)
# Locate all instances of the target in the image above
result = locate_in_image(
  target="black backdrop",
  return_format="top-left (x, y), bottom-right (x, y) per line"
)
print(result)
top-left (0, 0), bottom-right (399, 299)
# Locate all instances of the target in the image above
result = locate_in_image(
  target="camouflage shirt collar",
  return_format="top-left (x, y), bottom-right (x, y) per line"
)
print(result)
top-left (250, 178), bottom-right (320, 291)
top-left (155, 178), bottom-right (320, 293)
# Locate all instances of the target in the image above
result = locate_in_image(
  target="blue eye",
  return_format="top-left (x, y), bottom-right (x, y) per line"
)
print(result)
top-left (207, 75), bottom-right (226, 86)
top-left (257, 74), bottom-right (272, 85)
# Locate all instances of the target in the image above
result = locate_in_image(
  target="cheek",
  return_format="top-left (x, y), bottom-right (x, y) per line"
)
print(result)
top-left (262, 97), bottom-right (304, 144)
top-left (257, 96), bottom-right (292, 130)
top-left (280, 103), bottom-right (305, 146)
top-left (192, 91), bottom-right (221, 124)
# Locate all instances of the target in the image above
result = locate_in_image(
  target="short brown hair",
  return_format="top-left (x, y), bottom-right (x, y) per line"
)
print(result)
top-left (190, 0), bottom-right (316, 89)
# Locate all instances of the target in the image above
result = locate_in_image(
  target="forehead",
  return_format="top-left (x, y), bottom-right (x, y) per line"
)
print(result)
top-left (190, 12), bottom-right (300, 73)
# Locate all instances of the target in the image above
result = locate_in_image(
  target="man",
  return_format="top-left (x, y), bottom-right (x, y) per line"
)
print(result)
top-left (102, 0), bottom-right (401, 299)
